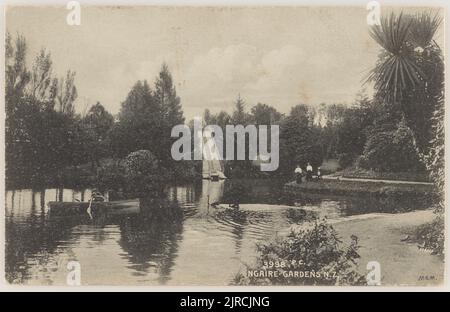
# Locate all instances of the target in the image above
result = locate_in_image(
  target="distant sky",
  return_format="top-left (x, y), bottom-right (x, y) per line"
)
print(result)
top-left (5, 6), bottom-right (444, 120)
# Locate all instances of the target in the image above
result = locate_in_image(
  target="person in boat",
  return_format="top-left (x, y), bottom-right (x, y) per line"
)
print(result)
top-left (306, 162), bottom-right (313, 181)
top-left (91, 189), bottom-right (105, 202)
top-left (294, 165), bottom-right (303, 184)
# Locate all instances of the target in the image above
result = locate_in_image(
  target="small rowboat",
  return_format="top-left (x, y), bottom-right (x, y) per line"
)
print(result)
top-left (48, 199), bottom-right (140, 216)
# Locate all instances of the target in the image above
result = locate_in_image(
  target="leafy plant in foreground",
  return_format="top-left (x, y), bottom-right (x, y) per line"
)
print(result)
top-left (234, 218), bottom-right (366, 286)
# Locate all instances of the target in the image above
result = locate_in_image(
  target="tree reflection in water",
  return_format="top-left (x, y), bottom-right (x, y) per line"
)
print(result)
top-left (5, 180), bottom-right (404, 285)
top-left (116, 197), bottom-right (183, 285)
top-left (5, 188), bottom-right (184, 285)
top-left (6, 190), bottom-right (93, 283)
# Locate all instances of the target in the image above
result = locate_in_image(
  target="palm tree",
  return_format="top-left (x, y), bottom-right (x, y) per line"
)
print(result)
top-left (367, 10), bottom-right (444, 155)
top-left (368, 10), bottom-right (445, 256)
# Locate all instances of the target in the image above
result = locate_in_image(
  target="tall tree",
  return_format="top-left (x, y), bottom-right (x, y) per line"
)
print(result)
top-left (5, 33), bottom-right (29, 103)
top-left (84, 102), bottom-right (114, 137)
top-left (155, 63), bottom-right (184, 126)
top-left (250, 103), bottom-right (283, 125)
top-left (203, 108), bottom-right (213, 124)
top-left (279, 104), bottom-right (323, 175)
top-left (115, 80), bottom-right (161, 157)
top-left (367, 11), bottom-right (444, 155)
top-left (334, 96), bottom-right (375, 167)
top-left (83, 102), bottom-right (114, 168)
top-left (56, 70), bottom-right (78, 115)
top-left (5, 33), bottom-right (83, 187)
top-left (231, 94), bottom-right (249, 125)
top-left (216, 111), bottom-right (231, 130)
top-left (154, 64), bottom-right (187, 173)
top-left (28, 49), bottom-right (57, 106)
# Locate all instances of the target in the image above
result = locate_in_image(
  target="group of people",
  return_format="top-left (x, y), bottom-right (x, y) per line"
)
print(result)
top-left (294, 162), bottom-right (321, 184)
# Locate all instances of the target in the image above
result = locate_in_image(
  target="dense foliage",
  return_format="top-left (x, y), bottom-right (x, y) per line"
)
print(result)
top-left (6, 34), bottom-right (81, 187)
top-left (5, 33), bottom-right (196, 190)
top-left (124, 150), bottom-right (169, 197)
top-left (414, 217), bottom-right (445, 257)
top-left (234, 218), bottom-right (366, 285)
top-left (358, 119), bottom-right (424, 172)
top-left (205, 99), bottom-right (324, 178)
top-left (5, 11), bottom-right (444, 218)
top-left (367, 11), bottom-right (444, 255)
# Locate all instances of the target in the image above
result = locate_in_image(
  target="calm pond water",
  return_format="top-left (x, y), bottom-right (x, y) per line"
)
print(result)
top-left (5, 179), bottom-right (383, 285)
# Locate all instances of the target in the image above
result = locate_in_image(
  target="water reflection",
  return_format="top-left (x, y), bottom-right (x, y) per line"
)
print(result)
top-left (5, 179), bottom-right (395, 285)
top-left (6, 189), bottom-right (92, 284)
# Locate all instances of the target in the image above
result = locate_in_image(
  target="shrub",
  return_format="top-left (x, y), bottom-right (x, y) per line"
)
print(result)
top-left (285, 208), bottom-right (316, 223)
top-left (360, 121), bottom-right (424, 172)
top-left (96, 160), bottom-right (126, 193)
top-left (337, 152), bottom-right (356, 168)
top-left (414, 215), bottom-right (445, 257)
top-left (125, 150), bottom-right (169, 198)
top-left (234, 218), bottom-right (366, 285)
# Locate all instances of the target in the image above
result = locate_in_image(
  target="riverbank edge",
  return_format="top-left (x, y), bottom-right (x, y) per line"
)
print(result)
top-left (330, 209), bottom-right (444, 286)
top-left (283, 179), bottom-right (434, 198)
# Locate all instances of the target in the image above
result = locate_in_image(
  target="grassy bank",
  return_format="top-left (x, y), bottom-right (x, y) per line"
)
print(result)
top-left (284, 180), bottom-right (434, 212)
top-left (331, 210), bottom-right (443, 286)
top-left (285, 179), bottom-right (433, 196)
top-left (331, 167), bottom-right (430, 182)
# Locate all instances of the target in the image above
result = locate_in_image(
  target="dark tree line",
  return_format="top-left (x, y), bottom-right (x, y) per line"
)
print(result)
top-left (6, 10), bottom-right (442, 191)
top-left (5, 33), bottom-right (193, 190)
top-left (6, 33), bottom-right (82, 188)
top-left (201, 97), bottom-right (324, 178)
top-left (203, 79), bottom-right (435, 179)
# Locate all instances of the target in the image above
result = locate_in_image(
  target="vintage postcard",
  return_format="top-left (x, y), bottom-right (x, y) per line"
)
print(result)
top-left (1, 1), bottom-right (447, 289)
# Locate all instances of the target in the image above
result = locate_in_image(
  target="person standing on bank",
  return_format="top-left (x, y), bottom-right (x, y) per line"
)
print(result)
top-left (294, 165), bottom-right (303, 184)
top-left (306, 162), bottom-right (313, 181)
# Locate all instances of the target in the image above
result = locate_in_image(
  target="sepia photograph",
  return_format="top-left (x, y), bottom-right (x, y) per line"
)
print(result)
top-left (1, 1), bottom-right (447, 289)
